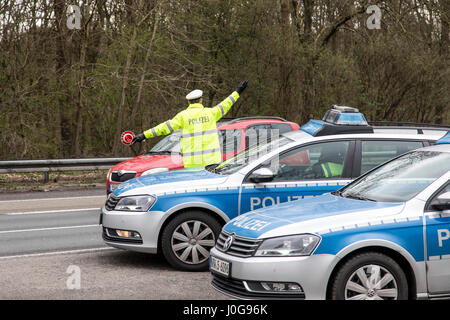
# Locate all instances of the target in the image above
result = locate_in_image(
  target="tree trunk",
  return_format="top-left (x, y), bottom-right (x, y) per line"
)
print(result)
top-left (439, 0), bottom-right (449, 57)
top-left (113, 0), bottom-right (144, 155)
top-left (130, 3), bottom-right (160, 126)
top-left (129, 3), bottom-right (160, 156)
top-left (53, 0), bottom-right (71, 156)
top-left (435, 0), bottom-right (449, 124)
top-left (278, 0), bottom-right (292, 118)
top-left (303, 0), bottom-right (314, 43)
top-left (73, 26), bottom-right (89, 156)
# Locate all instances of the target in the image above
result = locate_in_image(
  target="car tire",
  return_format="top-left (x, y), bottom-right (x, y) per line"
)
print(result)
top-left (330, 252), bottom-right (408, 300)
top-left (161, 211), bottom-right (222, 271)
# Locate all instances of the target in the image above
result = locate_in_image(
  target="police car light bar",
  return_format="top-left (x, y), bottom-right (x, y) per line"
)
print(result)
top-left (323, 105), bottom-right (368, 126)
top-left (331, 105), bottom-right (359, 113)
top-left (301, 105), bottom-right (373, 137)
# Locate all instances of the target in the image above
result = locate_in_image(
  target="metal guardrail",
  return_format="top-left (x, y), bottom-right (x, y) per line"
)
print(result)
top-left (0, 158), bottom-right (131, 182)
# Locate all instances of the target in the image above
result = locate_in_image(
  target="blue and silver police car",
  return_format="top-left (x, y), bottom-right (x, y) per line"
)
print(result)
top-left (210, 141), bottom-right (450, 300)
top-left (100, 106), bottom-right (448, 271)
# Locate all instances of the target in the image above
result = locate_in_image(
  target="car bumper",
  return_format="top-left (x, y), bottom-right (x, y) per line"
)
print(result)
top-left (210, 247), bottom-right (334, 300)
top-left (101, 206), bottom-right (166, 254)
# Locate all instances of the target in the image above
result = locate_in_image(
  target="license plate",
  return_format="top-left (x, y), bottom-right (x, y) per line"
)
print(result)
top-left (210, 256), bottom-right (230, 277)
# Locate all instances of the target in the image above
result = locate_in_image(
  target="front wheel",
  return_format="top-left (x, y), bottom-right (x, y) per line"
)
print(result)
top-left (161, 211), bottom-right (222, 271)
top-left (330, 252), bottom-right (409, 300)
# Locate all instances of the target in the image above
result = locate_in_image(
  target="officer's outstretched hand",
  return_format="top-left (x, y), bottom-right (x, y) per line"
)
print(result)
top-left (132, 133), bottom-right (145, 144)
top-left (236, 80), bottom-right (248, 95)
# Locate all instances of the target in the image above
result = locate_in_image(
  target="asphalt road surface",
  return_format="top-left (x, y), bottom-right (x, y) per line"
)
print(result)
top-left (0, 209), bottom-right (103, 256)
top-left (0, 189), bottom-right (226, 299)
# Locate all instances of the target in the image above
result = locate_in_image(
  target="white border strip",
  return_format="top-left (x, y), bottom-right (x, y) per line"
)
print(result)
top-left (4, 207), bottom-right (101, 215)
top-left (0, 196), bottom-right (105, 203)
top-left (0, 224), bottom-right (100, 234)
top-left (0, 247), bottom-right (115, 260)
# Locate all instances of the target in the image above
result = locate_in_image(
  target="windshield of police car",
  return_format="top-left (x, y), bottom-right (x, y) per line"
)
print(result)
top-left (211, 136), bottom-right (293, 175)
top-left (338, 150), bottom-right (450, 202)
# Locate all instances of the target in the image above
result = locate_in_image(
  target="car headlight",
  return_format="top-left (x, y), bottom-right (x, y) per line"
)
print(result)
top-left (254, 234), bottom-right (320, 257)
top-left (141, 168), bottom-right (169, 176)
top-left (115, 195), bottom-right (156, 212)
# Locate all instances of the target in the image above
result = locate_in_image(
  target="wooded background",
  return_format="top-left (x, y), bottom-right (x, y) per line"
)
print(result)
top-left (1, 0), bottom-right (449, 160)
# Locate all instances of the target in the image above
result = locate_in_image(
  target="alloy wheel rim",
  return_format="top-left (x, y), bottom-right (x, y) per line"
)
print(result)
top-left (344, 264), bottom-right (398, 300)
top-left (171, 220), bottom-right (216, 265)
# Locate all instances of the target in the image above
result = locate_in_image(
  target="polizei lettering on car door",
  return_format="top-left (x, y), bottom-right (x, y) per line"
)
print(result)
top-left (438, 229), bottom-right (450, 247)
top-left (250, 195), bottom-right (303, 211)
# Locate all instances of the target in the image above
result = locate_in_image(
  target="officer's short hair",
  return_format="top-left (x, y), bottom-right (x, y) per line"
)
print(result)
top-left (189, 98), bottom-right (202, 104)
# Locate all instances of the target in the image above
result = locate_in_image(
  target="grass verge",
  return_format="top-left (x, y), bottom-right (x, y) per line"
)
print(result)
top-left (0, 170), bottom-right (108, 192)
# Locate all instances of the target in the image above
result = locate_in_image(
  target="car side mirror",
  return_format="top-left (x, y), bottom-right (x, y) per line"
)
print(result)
top-left (430, 191), bottom-right (450, 211)
top-left (249, 168), bottom-right (274, 183)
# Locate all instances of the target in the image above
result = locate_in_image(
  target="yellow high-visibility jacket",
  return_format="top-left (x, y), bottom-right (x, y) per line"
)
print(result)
top-left (320, 162), bottom-right (343, 178)
top-left (143, 91), bottom-right (240, 168)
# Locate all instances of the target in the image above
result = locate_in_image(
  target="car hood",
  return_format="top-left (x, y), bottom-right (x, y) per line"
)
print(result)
top-left (111, 154), bottom-right (183, 173)
top-left (113, 167), bottom-right (228, 197)
top-left (223, 193), bottom-right (405, 239)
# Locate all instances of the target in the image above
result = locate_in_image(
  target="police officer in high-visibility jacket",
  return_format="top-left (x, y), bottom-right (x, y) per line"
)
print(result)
top-left (132, 80), bottom-right (248, 168)
top-left (320, 162), bottom-right (343, 178)
top-left (314, 145), bottom-right (344, 178)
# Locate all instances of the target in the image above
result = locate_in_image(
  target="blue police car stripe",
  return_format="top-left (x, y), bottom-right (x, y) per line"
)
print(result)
top-left (150, 185), bottom-right (240, 218)
top-left (113, 168), bottom-right (222, 196)
top-left (314, 218), bottom-right (425, 261)
top-left (222, 193), bottom-right (431, 262)
top-left (242, 181), bottom-right (349, 189)
top-left (425, 211), bottom-right (450, 261)
top-left (222, 194), bottom-right (403, 238)
top-left (153, 186), bottom-right (239, 197)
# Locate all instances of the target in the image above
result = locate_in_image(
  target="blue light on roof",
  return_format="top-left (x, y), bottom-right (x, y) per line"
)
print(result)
top-left (334, 112), bottom-right (368, 125)
top-left (322, 106), bottom-right (368, 126)
top-left (300, 120), bottom-right (325, 136)
top-left (436, 132), bottom-right (450, 145)
top-left (301, 106), bottom-right (371, 136)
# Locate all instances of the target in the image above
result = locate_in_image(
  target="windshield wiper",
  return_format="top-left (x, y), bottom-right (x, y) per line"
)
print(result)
top-left (341, 192), bottom-right (377, 202)
top-left (331, 190), bottom-right (343, 196)
top-left (205, 163), bottom-right (219, 173)
top-left (212, 163), bottom-right (236, 174)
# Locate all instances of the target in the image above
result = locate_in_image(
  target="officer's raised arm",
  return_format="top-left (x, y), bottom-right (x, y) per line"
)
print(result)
top-left (211, 80), bottom-right (248, 121)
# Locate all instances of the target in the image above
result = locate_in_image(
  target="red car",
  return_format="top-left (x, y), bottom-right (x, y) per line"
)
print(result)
top-left (107, 117), bottom-right (299, 193)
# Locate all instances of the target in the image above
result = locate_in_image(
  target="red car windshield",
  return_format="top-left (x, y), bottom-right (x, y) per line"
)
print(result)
top-left (147, 132), bottom-right (181, 154)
